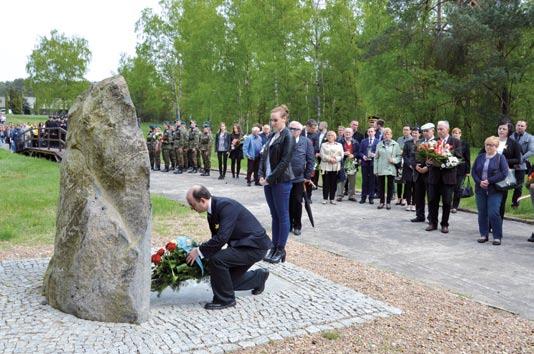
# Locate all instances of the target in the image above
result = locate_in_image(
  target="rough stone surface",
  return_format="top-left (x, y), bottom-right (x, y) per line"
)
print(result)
top-left (0, 258), bottom-right (399, 353)
top-left (43, 76), bottom-right (151, 324)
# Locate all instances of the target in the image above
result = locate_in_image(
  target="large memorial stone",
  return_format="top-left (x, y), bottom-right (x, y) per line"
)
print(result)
top-left (43, 75), bottom-right (151, 324)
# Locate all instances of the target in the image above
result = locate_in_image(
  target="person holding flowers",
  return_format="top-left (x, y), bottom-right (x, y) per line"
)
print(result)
top-left (426, 120), bottom-right (462, 234)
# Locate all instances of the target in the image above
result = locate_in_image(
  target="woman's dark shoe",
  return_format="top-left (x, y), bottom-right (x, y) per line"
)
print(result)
top-left (377, 203), bottom-right (384, 209)
top-left (477, 236), bottom-right (488, 243)
top-left (492, 239), bottom-right (501, 246)
top-left (528, 233), bottom-right (534, 242)
top-left (386, 204), bottom-right (391, 210)
top-left (263, 247), bottom-right (276, 262)
top-left (269, 248), bottom-right (286, 264)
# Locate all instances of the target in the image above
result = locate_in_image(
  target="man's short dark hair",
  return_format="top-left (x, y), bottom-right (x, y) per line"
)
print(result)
top-left (306, 119), bottom-right (317, 127)
top-left (191, 185), bottom-right (212, 201)
top-left (376, 119), bottom-right (385, 127)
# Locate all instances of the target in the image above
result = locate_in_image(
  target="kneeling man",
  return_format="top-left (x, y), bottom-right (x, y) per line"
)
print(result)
top-left (185, 185), bottom-right (272, 310)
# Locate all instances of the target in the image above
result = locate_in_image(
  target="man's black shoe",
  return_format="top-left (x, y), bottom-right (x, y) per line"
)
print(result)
top-left (411, 217), bottom-right (425, 223)
top-left (369, 199), bottom-right (374, 205)
top-left (293, 229), bottom-right (301, 236)
top-left (247, 182), bottom-right (251, 186)
top-left (252, 269), bottom-right (270, 295)
top-left (425, 224), bottom-right (438, 231)
top-left (359, 199), bottom-right (366, 204)
top-left (528, 233), bottom-right (534, 242)
top-left (204, 300), bottom-right (236, 310)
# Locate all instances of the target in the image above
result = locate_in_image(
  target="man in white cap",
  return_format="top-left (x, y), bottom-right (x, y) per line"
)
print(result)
top-left (411, 123), bottom-right (435, 223)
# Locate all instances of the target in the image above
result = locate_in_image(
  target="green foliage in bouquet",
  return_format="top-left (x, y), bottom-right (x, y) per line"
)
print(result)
top-left (151, 238), bottom-right (210, 296)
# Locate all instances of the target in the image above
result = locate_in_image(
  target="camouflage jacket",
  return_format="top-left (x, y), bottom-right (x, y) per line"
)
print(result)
top-left (162, 129), bottom-right (174, 146)
top-left (173, 127), bottom-right (188, 148)
top-left (146, 131), bottom-right (158, 144)
top-left (199, 132), bottom-right (213, 151)
top-left (187, 128), bottom-right (201, 149)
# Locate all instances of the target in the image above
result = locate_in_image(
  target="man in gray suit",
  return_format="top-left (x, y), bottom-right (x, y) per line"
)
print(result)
top-left (510, 120), bottom-right (534, 207)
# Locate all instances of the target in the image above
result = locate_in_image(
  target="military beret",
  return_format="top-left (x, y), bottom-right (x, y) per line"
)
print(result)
top-left (420, 123), bottom-right (435, 131)
top-left (203, 123), bottom-right (210, 128)
top-left (149, 125), bottom-right (156, 129)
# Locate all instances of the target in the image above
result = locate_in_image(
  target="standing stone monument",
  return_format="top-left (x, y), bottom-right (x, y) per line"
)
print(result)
top-left (43, 76), bottom-right (151, 324)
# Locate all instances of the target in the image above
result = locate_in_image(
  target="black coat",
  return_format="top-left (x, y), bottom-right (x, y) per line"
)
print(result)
top-left (259, 127), bottom-right (295, 184)
top-left (401, 139), bottom-right (417, 182)
top-left (456, 140), bottom-right (471, 176)
top-left (199, 197), bottom-right (272, 258)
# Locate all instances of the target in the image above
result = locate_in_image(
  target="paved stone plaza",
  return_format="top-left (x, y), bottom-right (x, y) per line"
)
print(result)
top-left (0, 258), bottom-right (400, 353)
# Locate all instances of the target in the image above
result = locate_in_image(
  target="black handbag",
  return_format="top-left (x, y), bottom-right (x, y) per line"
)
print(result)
top-left (460, 176), bottom-right (474, 198)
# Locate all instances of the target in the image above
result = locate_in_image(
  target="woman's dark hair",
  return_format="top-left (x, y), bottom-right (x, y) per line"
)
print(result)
top-left (497, 119), bottom-right (514, 137)
top-left (232, 123), bottom-right (241, 134)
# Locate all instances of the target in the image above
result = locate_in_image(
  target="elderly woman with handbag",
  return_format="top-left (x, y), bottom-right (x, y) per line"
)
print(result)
top-left (472, 136), bottom-right (509, 245)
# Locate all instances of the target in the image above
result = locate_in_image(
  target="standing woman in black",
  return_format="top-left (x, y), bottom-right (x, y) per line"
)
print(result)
top-left (229, 123), bottom-right (244, 179)
top-left (259, 104), bottom-right (295, 264)
top-left (215, 122), bottom-right (231, 180)
top-left (451, 127), bottom-right (471, 213)
top-left (495, 120), bottom-right (522, 219)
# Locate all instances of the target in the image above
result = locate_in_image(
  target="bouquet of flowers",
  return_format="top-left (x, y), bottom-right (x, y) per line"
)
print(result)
top-left (416, 140), bottom-right (462, 169)
top-left (151, 236), bottom-right (210, 296)
top-left (526, 171), bottom-right (534, 189)
top-left (344, 157), bottom-right (358, 175)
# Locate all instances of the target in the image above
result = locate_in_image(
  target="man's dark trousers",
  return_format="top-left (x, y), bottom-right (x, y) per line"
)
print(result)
top-left (246, 157), bottom-right (260, 184)
top-left (414, 175), bottom-right (427, 220)
top-left (209, 247), bottom-right (267, 304)
top-left (289, 182), bottom-right (304, 230)
top-left (428, 181), bottom-right (454, 227)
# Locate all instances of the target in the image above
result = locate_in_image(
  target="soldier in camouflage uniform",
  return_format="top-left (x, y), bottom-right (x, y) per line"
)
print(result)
top-left (161, 122), bottom-right (174, 172)
top-left (153, 127), bottom-right (163, 171)
top-left (199, 123), bottom-right (213, 176)
top-left (172, 120), bottom-right (188, 174)
top-left (187, 120), bottom-right (201, 173)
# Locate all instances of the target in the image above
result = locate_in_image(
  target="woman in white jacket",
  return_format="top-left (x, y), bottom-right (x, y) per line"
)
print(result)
top-left (320, 131), bottom-right (344, 204)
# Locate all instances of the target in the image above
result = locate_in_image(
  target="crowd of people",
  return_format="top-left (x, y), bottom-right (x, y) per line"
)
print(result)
top-left (0, 114), bottom-right (68, 152)
top-left (160, 106), bottom-right (533, 258)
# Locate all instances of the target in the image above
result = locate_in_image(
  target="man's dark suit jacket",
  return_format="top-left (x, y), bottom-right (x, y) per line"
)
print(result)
top-left (199, 197), bottom-right (272, 258)
top-left (428, 136), bottom-right (462, 185)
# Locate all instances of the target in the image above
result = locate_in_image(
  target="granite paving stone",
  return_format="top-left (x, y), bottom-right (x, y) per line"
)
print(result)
top-left (0, 258), bottom-right (399, 353)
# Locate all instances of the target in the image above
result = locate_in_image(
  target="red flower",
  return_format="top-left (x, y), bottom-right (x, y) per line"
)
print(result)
top-left (151, 254), bottom-right (162, 265)
top-left (166, 242), bottom-right (177, 252)
top-left (157, 248), bottom-right (165, 256)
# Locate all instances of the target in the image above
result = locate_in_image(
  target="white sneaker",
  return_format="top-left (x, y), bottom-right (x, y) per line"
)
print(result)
top-left (322, 200), bottom-right (327, 204)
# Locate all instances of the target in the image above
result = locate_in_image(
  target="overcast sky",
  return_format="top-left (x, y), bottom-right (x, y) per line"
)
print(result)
top-left (1, 0), bottom-right (160, 82)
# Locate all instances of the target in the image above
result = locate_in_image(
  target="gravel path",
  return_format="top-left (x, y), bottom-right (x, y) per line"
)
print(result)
top-left (237, 240), bottom-right (534, 353)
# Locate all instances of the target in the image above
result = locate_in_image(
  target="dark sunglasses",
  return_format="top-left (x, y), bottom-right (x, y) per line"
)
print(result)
top-left (289, 127), bottom-right (301, 131)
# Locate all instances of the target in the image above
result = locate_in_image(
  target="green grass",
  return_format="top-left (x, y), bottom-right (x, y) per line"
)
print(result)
top-left (0, 149), bottom-right (190, 250)
top-left (4, 114), bottom-right (49, 125)
top-left (321, 330), bottom-right (341, 340)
